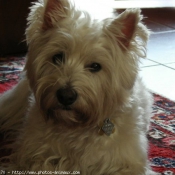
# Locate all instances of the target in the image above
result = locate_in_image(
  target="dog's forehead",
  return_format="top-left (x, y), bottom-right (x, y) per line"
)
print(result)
top-left (70, 20), bottom-right (103, 42)
top-left (49, 21), bottom-right (106, 53)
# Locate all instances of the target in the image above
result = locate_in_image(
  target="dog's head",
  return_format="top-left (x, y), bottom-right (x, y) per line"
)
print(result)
top-left (25, 0), bottom-right (149, 126)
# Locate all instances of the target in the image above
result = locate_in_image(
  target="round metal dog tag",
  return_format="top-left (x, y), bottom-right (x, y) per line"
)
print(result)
top-left (101, 118), bottom-right (115, 136)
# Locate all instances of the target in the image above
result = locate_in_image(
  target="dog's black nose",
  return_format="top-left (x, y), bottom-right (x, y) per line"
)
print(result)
top-left (56, 87), bottom-right (77, 106)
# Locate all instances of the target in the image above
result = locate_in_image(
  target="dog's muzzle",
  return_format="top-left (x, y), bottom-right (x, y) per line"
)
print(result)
top-left (56, 87), bottom-right (77, 107)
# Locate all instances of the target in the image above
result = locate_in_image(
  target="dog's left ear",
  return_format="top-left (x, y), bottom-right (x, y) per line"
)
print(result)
top-left (108, 9), bottom-right (148, 49)
top-left (106, 9), bottom-right (149, 89)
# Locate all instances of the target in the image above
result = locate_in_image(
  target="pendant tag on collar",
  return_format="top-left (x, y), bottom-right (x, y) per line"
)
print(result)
top-left (100, 118), bottom-right (115, 136)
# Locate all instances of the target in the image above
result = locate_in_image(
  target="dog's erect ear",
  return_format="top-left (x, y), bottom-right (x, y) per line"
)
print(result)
top-left (26, 0), bottom-right (71, 43)
top-left (43, 0), bottom-right (70, 30)
top-left (106, 9), bottom-right (149, 89)
top-left (108, 9), bottom-right (142, 49)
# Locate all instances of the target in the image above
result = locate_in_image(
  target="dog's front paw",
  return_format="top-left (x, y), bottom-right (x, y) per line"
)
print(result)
top-left (146, 169), bottom-right (160, 175)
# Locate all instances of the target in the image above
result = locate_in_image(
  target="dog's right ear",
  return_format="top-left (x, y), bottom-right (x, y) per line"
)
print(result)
top-left (26, 0), bottom-right (71, 43)
top-left (42, 0), bottom-right (70, 30)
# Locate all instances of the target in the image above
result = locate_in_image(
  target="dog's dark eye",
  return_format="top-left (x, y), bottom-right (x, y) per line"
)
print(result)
top-left (89, 63), bottom-right (101, 73)
top-left (52, 52), bottom-right (65, 65)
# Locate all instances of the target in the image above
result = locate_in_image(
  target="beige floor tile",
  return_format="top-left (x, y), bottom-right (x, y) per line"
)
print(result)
top-left (140, 65), bottom-right (175, 100)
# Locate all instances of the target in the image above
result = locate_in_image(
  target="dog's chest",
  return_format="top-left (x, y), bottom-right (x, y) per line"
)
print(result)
top-left (25, 105), bottom-right (146, 173)
top-left (47, 128), bottom-right (119, 173)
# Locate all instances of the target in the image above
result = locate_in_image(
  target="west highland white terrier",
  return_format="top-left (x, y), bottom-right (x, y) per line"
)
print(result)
top-left (0, 0), bottom-right (155, 174)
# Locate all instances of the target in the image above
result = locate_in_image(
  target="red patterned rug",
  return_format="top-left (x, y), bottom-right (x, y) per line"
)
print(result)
top-left (0, 56), bottom-right (25, 93)
top-left (0, 56), bottom-right (175, 174)
top-left (148, 94), bottom-right (175, 174)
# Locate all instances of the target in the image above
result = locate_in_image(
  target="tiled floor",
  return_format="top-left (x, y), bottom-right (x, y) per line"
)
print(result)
top-left (139, 8), bottom-right (175, 101)
top-left (113, 0), bottom-right (175, 9)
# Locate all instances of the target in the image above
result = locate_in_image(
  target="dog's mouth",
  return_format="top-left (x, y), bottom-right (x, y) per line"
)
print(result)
top-left (48, 104), bottom-right (89, 125)
top-left (60, 105), bottom-right (72, 111)
top-left (53, 104), bottom-right (73, 111)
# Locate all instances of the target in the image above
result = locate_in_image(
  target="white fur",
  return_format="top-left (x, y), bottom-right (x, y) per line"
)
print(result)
top-left (0, 0), bottom-right (156, 174)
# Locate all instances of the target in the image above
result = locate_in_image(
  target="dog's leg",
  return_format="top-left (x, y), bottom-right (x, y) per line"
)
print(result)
top-left (145, 166), bottom-right (159, 175)
top-left (0, 78), bottom-right (30, 136)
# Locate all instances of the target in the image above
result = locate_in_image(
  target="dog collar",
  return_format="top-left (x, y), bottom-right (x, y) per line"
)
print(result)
top-left (98, 118), bottom-right (115, 136)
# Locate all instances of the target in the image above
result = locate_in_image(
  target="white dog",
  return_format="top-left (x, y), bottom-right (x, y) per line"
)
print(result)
top-left (0, 0), bottom-right (155, 174)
